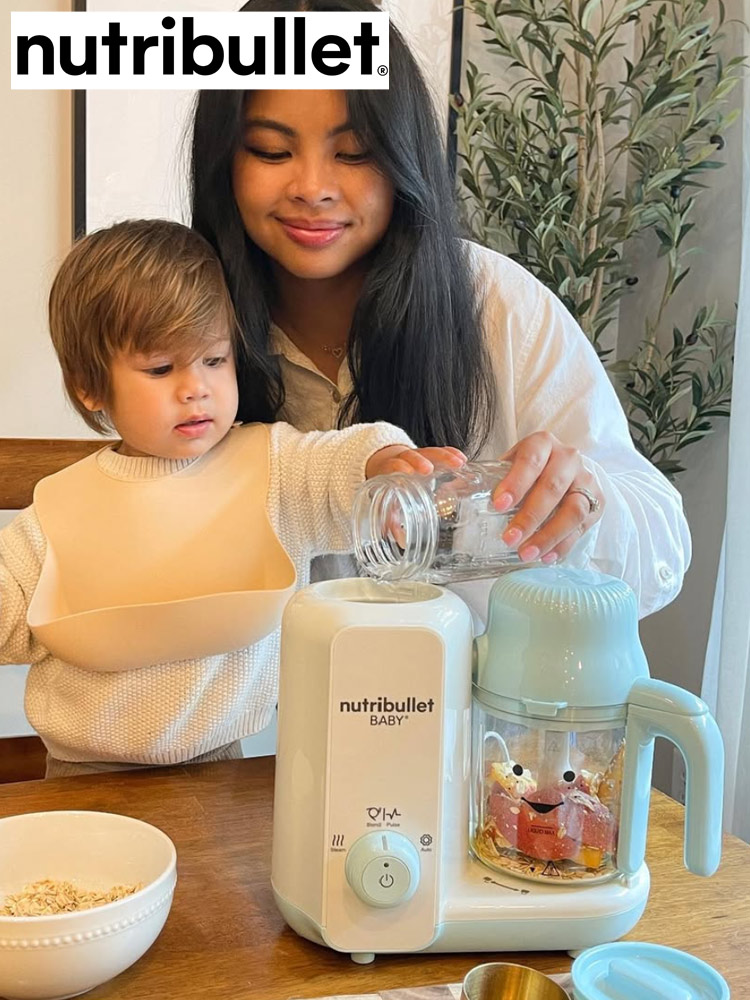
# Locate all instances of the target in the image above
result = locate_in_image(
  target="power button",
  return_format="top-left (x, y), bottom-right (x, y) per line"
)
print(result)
top-left (344, 832), bottom-right (420, 909)
top-left (362, 857), bottom-right (411, 905)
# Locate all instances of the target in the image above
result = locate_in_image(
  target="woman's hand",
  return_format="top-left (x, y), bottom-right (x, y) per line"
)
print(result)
top-left (366, 445), bottom-right (466, 479)
top-left (493, 432), bottom-right (604, 563)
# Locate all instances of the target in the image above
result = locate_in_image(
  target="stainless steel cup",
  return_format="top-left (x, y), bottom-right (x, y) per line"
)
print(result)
top-left (461, 962), bottom-right (569, 1000)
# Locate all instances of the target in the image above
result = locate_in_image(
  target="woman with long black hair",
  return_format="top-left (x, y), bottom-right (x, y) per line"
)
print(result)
top-left (191, 0), bottom-right (690, 618)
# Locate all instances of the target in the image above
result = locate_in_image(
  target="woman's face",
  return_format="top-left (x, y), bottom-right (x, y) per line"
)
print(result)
top-left (232, 90), bottom-right (395, 282)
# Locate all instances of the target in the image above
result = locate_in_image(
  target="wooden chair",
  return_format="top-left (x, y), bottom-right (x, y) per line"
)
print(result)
top-left (0, 438), bottom-right (105, 782)
top-left (0, 438), bottom-right (104, 511)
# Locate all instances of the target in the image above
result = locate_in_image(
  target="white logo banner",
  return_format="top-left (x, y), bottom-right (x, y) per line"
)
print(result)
top-left (11, 11), bottom-right (389, 89)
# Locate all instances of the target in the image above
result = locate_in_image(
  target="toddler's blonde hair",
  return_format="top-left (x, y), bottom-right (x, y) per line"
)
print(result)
top-left (49, 218), bottom-right (238, 433)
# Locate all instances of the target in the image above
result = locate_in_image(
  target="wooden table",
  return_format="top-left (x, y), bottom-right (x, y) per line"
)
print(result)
top-left (0, 758), bottom-right (746, 999)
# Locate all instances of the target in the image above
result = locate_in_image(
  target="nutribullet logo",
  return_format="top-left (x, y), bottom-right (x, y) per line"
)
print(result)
top-left (11, 12), bottom-right (389, 90)
top-left (339, 696), bottom-right (435, 727)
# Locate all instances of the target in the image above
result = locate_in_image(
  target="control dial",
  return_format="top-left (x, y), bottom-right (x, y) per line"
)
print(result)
top-left (344, 831), bottom-right (420, 908)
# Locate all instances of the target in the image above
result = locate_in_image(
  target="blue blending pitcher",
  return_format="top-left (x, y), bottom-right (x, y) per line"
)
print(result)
top-left (472, 567), bottom-right (723, 884)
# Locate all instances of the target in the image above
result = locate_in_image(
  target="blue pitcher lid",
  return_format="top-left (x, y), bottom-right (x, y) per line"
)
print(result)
top-left (475, 567), bottom-right (649, 714)
top-left (571, 942), bottom-right (729, 1000)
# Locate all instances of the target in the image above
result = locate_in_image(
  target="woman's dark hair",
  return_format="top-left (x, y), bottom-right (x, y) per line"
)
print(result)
top-left (190, 0), bottom-right (496, 453)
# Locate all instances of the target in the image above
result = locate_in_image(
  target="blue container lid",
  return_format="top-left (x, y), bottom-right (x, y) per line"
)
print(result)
top-left (571, 942), bottom-right (729, 1000)
top-left (476, 568), bottom-right (649, 713)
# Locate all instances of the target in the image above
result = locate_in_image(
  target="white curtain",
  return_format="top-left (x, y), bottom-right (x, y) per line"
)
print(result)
top-left (701, 66), bottom-right (750, 842)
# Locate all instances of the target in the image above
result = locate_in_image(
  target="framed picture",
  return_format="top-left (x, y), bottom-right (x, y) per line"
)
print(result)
top-left (72, 0), bottom-right (459, 237)
top-left (446, 1), bottom-right (464, 174)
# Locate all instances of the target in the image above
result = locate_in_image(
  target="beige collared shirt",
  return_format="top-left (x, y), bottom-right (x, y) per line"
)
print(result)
top-left (269, 323), bottom-right (361, 586)
top-left (269, 323), bottom-right (353, 432)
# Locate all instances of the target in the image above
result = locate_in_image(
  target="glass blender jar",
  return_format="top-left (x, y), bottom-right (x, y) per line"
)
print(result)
top-left (470, 567), bottom-right (723, 884)
top-left (472, 709), bottom-right (625, 882)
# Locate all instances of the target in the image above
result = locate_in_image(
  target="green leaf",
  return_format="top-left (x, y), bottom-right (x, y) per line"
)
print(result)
top-left (671, 269), bottom-right (691, 294)
top-left (675, 430), bottom-right (715, 451)
top-left (459, 168), bottom-right (482, 201)
top-left (700, 407), bottom-right (732, 418)
top-left (691, 374), bottom-right (704, 408)
top-left (483, 153), bottom-right (506, 190)
top-left (656, 460), bottom-right (687, 478)
top-left (655, 228), bottom-right (674, 250)
top-left (580, 0), bottom-right (603, 31)
top-left (609, 360), bottom-right (633, 376)
top-left (567, 37), bottom-right (594, 59)
top-left (620, 0), bottom-right (652, 15)
top-left (628, 419), bottom-right (652, 438)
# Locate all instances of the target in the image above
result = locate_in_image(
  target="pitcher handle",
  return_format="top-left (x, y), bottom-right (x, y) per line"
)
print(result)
top-left (617, 678), bottom-right (724, 877)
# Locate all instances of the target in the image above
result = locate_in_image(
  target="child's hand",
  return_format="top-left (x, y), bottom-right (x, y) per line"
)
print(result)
top-left (366, 445), bottom-right (466, 480)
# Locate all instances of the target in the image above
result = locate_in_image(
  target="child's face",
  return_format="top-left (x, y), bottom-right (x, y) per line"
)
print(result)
top-left (88, 338), bottom-right (239, 460)
top-left (232, 90), bottom-right (395, 283)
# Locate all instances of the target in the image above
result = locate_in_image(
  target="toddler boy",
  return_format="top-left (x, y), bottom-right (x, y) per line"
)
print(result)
top-left (0, 219), bottom-right (463, 775)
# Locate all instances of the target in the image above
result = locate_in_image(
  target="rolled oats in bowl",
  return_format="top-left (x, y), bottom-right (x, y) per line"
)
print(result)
top-left (0, 810), bottom-right (176, 1000)
top-left (1, 878), bottom-right (143, 916)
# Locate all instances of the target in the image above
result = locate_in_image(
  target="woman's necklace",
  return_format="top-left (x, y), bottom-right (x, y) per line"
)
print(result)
top-left (320, 343), bottom-right (347, 360)
top-left (271, 307), bottom-right (348, 362)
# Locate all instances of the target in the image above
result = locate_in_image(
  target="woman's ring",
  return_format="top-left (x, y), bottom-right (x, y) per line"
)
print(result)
top-left (567, 486), bottom-right (601, 515)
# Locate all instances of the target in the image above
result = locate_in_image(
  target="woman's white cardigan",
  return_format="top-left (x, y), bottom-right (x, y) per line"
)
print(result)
top-left (272, 243), bottom-right (691, 620)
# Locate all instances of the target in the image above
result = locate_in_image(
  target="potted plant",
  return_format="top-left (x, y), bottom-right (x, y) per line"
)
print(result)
top-left (453, 0), bottom-right (745, 478)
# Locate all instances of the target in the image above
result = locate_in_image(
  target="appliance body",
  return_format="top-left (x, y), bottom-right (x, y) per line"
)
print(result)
top-left (271, 578), bottom-right (651, 964)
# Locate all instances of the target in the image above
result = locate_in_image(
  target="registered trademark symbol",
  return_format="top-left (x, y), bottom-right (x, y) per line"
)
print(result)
top-left (378, 65), bottom-right (388, 76)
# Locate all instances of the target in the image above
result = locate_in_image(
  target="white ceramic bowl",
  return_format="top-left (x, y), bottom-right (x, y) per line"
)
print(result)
top-left (0, 810), bottom-right (177, 1000)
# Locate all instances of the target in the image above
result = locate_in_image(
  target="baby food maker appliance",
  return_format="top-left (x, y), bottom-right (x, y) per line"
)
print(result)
top-left (271, 567), bottom-right (723, 963)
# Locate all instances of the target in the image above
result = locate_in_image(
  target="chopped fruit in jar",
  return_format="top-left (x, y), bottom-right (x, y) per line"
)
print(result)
top-left (475, 816), bottom-right (615, 881)
top-left (562, 787), bottom-right (617, 853)
top-left (514, 789), bottom-right (585, 861)
top-left (478, 819), bottom-right (512, 854)
top-left (573, 846), bottom-right (605, 869)
top-left (487, 760), bottom-right (537, 797)
top-left (487, 782), bottom-right (617, 862)
top-left (487, 785), bottom-right (522, 847)
top-left (598, 741), bottom-right (625, 810)
top-left (575, 769), bottom-right (603, 796)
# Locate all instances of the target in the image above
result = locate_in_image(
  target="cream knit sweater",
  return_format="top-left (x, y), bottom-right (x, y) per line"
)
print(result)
top-left (0, 420), bottom-right (412, 765)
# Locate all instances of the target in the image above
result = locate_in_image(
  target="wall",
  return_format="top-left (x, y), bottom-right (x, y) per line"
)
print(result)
top-left (1, 0), bottom-right (78, 738)
top-left (387, 0), bottom-right (453, 129)
top-left (2, 0), bottom-right (80, 439)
